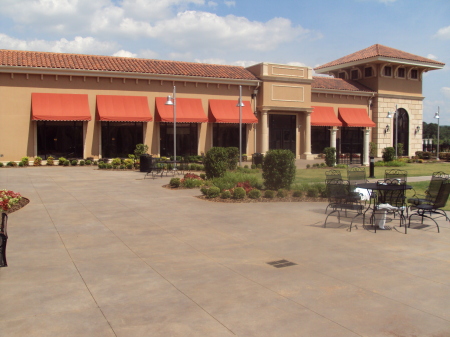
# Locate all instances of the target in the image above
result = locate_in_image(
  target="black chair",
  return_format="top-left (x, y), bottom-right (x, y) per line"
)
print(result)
top-left (365, 179), bottom-right (407, 233)
top-left (408, 179), bottom-right (450, 234)
top-left (144, 159), bottom-right (164, 179)
top-left (385, 169), bottom-right (408, 184)
top-left (408, 171), bottom-right (449, 211)
top-left (324, 179), bottom-right (363, 230)
top-left (0, 213), bottom-right (8, 267)
top-left (325, 169), bottom-right (342, 182)
top-left (347, 167), bottom-right (369, 203)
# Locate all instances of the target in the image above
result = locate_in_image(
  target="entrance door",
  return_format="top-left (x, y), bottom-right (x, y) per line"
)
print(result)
top-left (269, 115), bottom-right (296, 153)
top-left (394, 108), bottom-right (409, 156)
top-left (338, 127), bottom-right (363, 165)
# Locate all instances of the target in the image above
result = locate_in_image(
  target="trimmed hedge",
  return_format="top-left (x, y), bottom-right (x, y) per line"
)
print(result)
top-left (262, 149), bottom-right (296, 190)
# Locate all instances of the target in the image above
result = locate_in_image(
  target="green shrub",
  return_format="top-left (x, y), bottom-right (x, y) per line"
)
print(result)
top-left (79, 160), bottom-right (85, 166)
top-left (277, 189), bottom-right (287, 198)
top-left (264, 190), bottom-right (275, 199)
top-left (119, 164), bottom-right (125, 169)
top-left (397, 143), bottom-right (404, 157)
top-left (183, 178), bottom-right (203, 188)
top-left (98, 162), bottom-right (106, 169)
top-left (111, 158), bottom-right (121, 166)
top-left (262, 149), bottom-right (296, 190)
top-left (221, 190), bottom-right (232, 199)
top-left (200, 186), bottom-right (209, 196)
top-left (58, 157), bottom-right (66, 165)
top-left (211, 171), bottom-right (262, 191)
top-left (226, 147), bottom-right (239, 170)
top-left (251, 164), bottom-right (256, 169)
top-left (248, 189), bottom-right (261, 199)
top-left (256, 164), bottom-right (262, 169)
top-left (207, 186), bottom-right (220, 198)
top-left (71, 159), bottom-right (78, 166)
top-left (7, 161), bottom-right (17, 167)
top-left (0, 162), bottom-right (4, 167)
top-left (21, 157), bottom-right (29, 166)
top-left (106, 163), bottom-right (112, 169)
top-left (46, 156), bottom-right (54, 166)
top-left (18, 161), bottom-right (24, 167)
top-left (306, 187), bottom-right (319, 198)
top-left (382, 147), bottom-right (396, 162)
top-left (292, 190), bottom-right (303, 198)
top-left (63, 160), bottom-right (70, 166)
top-left (323, 147), bottom-right (336, 167)
top-left (134, 143), bottom-right (148, 158)
top-left (170, 178), bottom-right (181, 187)
top-left (34, 156), bottom-right (42, 166)
top-left (200, 173), bottom-right (206, 180)
top-left (85, 160), bottom-right (92, 165)
top-left (204, 147), bottom-right (228, 179)
top-left (233, 187), bottom-right (246, 199)
top-left (126, 163), bottom-right (133, 169)
top-left (369, 142), bottom-right (377, 157)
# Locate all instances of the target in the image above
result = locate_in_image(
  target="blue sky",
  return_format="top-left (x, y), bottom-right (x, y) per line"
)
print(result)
top-left (0, 0), bottom-right (448, 123)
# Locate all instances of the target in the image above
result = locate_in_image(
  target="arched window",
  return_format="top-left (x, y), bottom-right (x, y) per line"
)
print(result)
top-left (393, 108), bottom-right (409, 156)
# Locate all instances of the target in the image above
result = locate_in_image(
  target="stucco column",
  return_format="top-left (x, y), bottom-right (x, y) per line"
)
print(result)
top-left (330, 127), bottom-right (337, 148)
top-left (261, 110), bottom-right (269, 154)
top-left (363, 127), bottom-right (370, 166)
top-left (303, 111), bottom-right (312, 155)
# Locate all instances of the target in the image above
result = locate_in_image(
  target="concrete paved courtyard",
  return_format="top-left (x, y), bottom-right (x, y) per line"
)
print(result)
top-left (1, 167), bottom-right (450, 336)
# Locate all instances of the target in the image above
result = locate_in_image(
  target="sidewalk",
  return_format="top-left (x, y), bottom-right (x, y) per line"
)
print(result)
top-left (1, 167), bottom-right (449, 336)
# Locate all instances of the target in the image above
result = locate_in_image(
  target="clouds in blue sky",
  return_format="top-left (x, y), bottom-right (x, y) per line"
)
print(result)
top-left (0, 0), bottom-right (448, 122)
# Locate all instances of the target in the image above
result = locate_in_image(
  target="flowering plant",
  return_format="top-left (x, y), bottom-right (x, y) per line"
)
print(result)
top-left (0, 189), bottom-right (22, 212)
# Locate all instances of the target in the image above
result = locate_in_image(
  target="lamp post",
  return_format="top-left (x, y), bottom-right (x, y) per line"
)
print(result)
top-left (435, 106), bottom-right (440, 161)
top-left (237, 85), bottom-right (245, 167)
top-left (165, 86), bottom-right (177, 170)
top-left (387, 105), bottom-right (398, 159)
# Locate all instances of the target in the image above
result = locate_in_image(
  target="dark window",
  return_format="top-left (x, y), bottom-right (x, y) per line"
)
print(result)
top-left (338, 72), bottom-right (346, 79)
top-left (397, 68), bottom-right (405, 78)
top-left (213, 123), bottom-right (246, 150)
top-left (311, 126), bottom-right (330, 154)
top-left (364, 67), bottom-right (373, 77)
top-left (384, 66), bottom-right (392, 77)
top-left (410, 69), bottom-right (418, 79)
top-left (37, 121), bottom-right (83, 159)
top-left (351, 69), bottom-right (359, 80)
top-left (160, 123), bottom-right (198, 157)
top-left (269, 115), bottom-right (296, 153)
top-left (101, 122), bottom-right (143, 158)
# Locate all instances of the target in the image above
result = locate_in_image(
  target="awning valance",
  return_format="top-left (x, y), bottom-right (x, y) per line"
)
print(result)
top-left (31, 93), bottom-right (91, 121)
top-left (96, 95), bottom-right (152, 122)
top-left (338, 108), bottom-right (375, 127)
top-left (209, 99), bottom-right (258, 124)
top-left (311, 106), bottom-right (342, 127)
top-left (155, 97), bottom-right (208, 123)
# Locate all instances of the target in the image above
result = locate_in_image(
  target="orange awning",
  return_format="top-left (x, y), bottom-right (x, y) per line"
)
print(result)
top-left (338, 108), bottom-right (376, 127)
top-left (96, 95), bottom-right (152, 122)
top-left (155, 97), bottom-right (208, 123)
top-left (209, 99), bottom-right (258, 123)
top-left (31, 93), bottom-right (91, 121)
top-left (311, 106), bottom-right (342, 127)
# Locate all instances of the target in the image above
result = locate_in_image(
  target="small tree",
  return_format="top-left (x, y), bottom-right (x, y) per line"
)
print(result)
top-left (397, 143), bottom-right (404, 157)
top-left (204, 147), bottom-right (228, 179)
top-left (134, 144), bottom-right (148, 158)
top-left (323, 147), bottom-right (336, 167)
top-left (369, 142), bottom-right (377, 157)
top-left (262, 149), bottom-right (296, 190)
top-left (226, 147), bottom-right (239, 170)
top-left (382, 147), bottom-right (396, 162)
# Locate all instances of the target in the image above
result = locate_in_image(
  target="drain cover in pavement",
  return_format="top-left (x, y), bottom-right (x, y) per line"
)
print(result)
top-left (267, 260), bottom-right (297, 268)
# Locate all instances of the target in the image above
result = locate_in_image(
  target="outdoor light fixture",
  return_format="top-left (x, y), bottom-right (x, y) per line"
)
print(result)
top-left (165, 86), bottom-right (177, 169)
top-left (415, 125), bottom-right (421, 135)
top-left (387, 105), bottom-right (399, 159)
top-left (384, 125), bottom-right (390, 134)
top-left (236, 85), bottom-right (245, 167)
top-left (435, 107), bottom-right (440, 161)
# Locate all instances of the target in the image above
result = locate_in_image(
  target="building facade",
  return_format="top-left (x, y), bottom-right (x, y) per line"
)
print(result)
top-left (0, 44), bottom-right (444, 163)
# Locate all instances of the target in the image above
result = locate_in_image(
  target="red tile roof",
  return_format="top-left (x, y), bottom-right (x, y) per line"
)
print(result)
top-left (312, 76), bottom-right (374, 93)
top-left (315, 44), bottom-right (445, 70)
top-left (0, 49), bottom-right (259, 81)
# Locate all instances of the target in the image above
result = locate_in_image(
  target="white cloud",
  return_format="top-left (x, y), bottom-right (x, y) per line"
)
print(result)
top-left (434, 25), bottom-right (450, 39)
top-left (194, 58), bottom-right (226, 64)
top-left (207, 1), bottom-right (218, 7)
top-left (0, 33), bottom-right (117, 54)
top-left (138, 49), bottom-right (159, 59)
top-left (113, 50), bottom-right (137, 58)
top-left (441, 87), bottom-right (450, 98)
top-left (427, 54), bottom-right (437, 60)
top-left (224, 1), bottom-right (235, 7)
top-left (287, 61), bottom-right (307, 67)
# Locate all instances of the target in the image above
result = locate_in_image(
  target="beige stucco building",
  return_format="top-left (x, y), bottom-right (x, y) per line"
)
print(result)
top-left (0, 44), bottom-right (444, 164)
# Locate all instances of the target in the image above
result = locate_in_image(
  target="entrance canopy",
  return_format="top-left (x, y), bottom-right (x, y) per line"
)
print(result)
top-left (155, 97), bottom-right (208, 123)
top-left (338, 108), bottom-right (375, 127)
top-left (311, 106), bottom-right (342, 127)
top-left (32, 93), bottom-right (91, 121)
top-left (96, 95), bottom-right (152, 122)
top-left (209, 99), bottom-right (258, 124)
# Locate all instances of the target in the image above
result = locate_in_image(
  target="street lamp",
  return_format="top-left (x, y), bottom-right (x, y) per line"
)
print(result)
top-left (435, 106), bottom-right (440, 161)
top-left (387, 104), bottom-right (398, 159)
top-left (165, 86), bottom-right (177, 170)
top-left (237, 85), bottom-right (245, 167)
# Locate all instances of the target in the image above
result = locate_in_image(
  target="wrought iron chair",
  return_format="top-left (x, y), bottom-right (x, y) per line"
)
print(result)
top-left (325, 169), bottom-right (342, 182)
top-left (365, 179), bottom-right (407, 233)
top-left (0, 213), bottom-right (8, 267)
top-left (384, 169), bottom-right (408, 184)
top-left (347, 167), bottom-right (369, 203)
top-left (407, 179), bottom-right (450, 234)
top-left (324, 179), bottom-right (364, 230)
top-left (408, 171), bottom-right (449, 211)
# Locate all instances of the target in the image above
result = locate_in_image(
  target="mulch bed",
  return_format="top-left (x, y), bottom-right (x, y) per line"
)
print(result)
top-left (163, 184), bottom-right (326, 203)
top-left (3, 198), bottom-right (30, 214)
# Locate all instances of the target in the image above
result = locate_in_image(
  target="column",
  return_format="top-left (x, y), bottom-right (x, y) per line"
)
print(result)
top-left (330, 127), bottom-right (337, 148)
top-left (261, 110), bottom-right (269, 154)
top-left (363, 127), bottom-right (370, 166)
top-left (302, 111), bottom-right (312, 159)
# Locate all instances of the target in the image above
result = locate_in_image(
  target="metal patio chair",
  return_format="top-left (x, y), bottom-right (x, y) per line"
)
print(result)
top-left (0, 213), bottom-right (8, 267)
